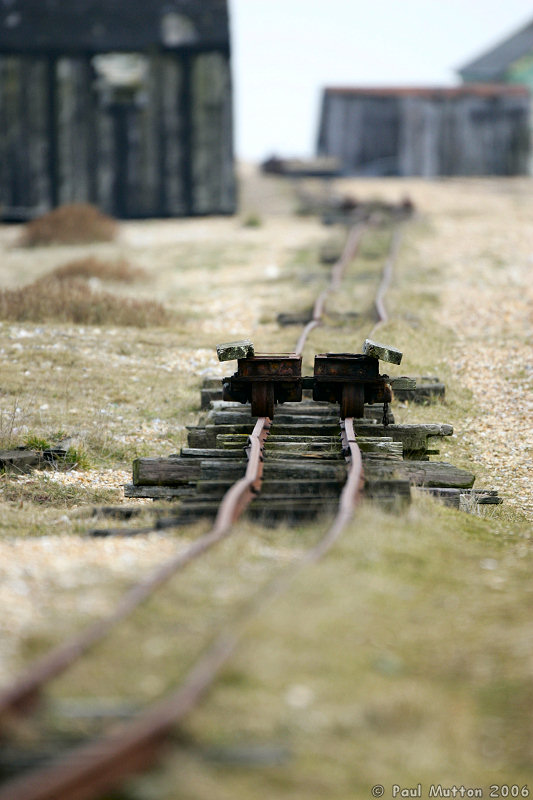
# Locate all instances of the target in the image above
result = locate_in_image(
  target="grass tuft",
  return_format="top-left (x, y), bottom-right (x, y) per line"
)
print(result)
top-left (22, 434), bottom-right (92, 469)
top-left (242, 213), bottom-right (263, 228)
top-left (49, 257), bottom-right (146, 283)
top-left (64, 446), bottom-right (92, 470)
top-left (23, 434), bottom-right (52, 451)
top-left (18, 204), bottom-right (117, 247)
top-left (0, 276), bottom-right (170, 327)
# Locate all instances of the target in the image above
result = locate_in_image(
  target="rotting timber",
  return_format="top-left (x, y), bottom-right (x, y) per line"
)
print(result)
top-left (127, 389), bottom-right (477, 521)
top-left (127, 331), bottom-right (478, 520)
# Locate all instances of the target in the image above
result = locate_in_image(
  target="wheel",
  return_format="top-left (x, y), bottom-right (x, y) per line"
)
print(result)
top-left (251, 382), bottom-right (275, 418)
top-left (340, 383), bottom-right (364, 419)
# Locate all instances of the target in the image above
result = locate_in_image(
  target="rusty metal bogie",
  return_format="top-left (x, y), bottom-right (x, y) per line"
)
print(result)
top-left (222, 352), bottom-right (392, 419)
top-left (223, 354), bottom-right (302, 417)
top-left (313, 353), bottom-right (390, 418)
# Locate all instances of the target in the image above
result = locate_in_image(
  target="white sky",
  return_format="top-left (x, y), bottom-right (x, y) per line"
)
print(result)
top-left (230, 0), bottom-right (533, 160)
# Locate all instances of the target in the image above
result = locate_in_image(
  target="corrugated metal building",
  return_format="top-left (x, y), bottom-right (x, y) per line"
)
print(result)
top-left (0, 0), bottom-right (235, 220)
top-left (317, 85), bottom-right (530, 177)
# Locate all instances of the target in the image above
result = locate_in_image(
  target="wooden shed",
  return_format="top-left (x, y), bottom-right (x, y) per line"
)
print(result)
top-left (317, 85), bottom-right (530, 177)
top-left (0, 0), bottom-right (235, 220)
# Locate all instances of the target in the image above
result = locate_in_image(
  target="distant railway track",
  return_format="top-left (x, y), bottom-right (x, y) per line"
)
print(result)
top-left (0, 204), bottom-right (492, 800)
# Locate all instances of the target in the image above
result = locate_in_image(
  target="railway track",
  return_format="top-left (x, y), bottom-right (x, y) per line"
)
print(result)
top-left (0, 216), bottom-right (375, 799)
top-left (0, 206), bottom-right (500, 799)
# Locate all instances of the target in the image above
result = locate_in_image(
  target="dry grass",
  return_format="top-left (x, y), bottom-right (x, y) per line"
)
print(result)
top-left (0, 276), bottom-right (170, 326)
top-left (0, 476), bottom-right (119, 507)
top-left (18, 204), bottom-right (117, 247)
top-left (50, 257), bottom-right (146, 283)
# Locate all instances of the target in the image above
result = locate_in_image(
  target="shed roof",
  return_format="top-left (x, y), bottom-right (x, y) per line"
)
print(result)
top-left (458, 18), bottom-right (533, 81)
top-left (0, 0), bottom-right (230, 54)
top-left (324, 84), bottom-right (529, 99)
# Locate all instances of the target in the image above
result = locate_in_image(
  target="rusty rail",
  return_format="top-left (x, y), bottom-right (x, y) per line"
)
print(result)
top-left (0, 418), bottom-right (270, 726)
top-left (0, 420), bottom-right (362, 800)
top-left (372, 224), bottom-right (404, 329)
top-left (295, 224), bottom-right (365, 357)
top-left (210, 416), bottom-right (269, 526)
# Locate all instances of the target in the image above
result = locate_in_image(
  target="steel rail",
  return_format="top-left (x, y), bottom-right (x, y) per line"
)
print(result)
top-left (294, 224), bottom-right (365, 357)
top-left (0, 420), bottom-right (363, 800)
top-left (0, 417), bottom-right (270, 726)
top-left (372, 224), bottom-right (404, 330)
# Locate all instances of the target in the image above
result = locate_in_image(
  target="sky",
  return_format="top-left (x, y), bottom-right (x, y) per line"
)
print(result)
top-left (230, 0), bottom-right (533, 160)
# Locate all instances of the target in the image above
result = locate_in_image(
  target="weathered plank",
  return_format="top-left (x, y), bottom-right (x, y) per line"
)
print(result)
top-left (198, 421), bottom-right (452, 452)
top-left (415, 487), bottom-right (461, 508)
top-left (218, 434), bottom-right (337, 445)
top-left (180, 448), bottom-right (244, 459)
top-left (216, 339), bottom-right (254, 362)
top-left (363, 338), bottom-right (403, 365)
top-left (247, 497), bottom-right (338, 517)
top-left (262, 461), bottom-right (348, 481)
top-left (366, 460), bottom-right (474, 489)
top-left (208, 411), bottom-right (338, 426)
top-left (265, 450), bottom-right (343, 461)
top-left (394, 382), bottom-right (446, 403)
top-left (365, 478), bottom-right (411, 504)
top-left (132, 457), bottom-right (202, 486)
top-left (124, 484), bottom-right (194, 499)
top-left (357, 440), bottom-right (403, 458)
top-left (0, 447), bottom-right (74, 472)
top-left (204, 424), bottom-right (337, 447)
top-left (192, 478), bottom-right (344, 500)
top-left (0, 449), bottom-right (42, 472)
top-left (390, 377), bottom-right (416, 391)
top-left (353, 422), bottom-right (453, 458)
top-left (187, 427), bottom-right (210, 448)
top-left (201, 387), bottom-right (222, 408)
top-left (276, 310), bottom-right (313, 326)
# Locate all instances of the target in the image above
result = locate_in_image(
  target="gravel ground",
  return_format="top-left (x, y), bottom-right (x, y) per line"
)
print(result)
top-left (340, 177), bottom-right (532, 518)
top-left (407, 180), bottom-right (532, 518)
top-left (0, 532), bottom-right (188, 680)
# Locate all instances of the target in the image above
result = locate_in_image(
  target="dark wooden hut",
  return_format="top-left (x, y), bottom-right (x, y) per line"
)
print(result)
top-left (0, 0), bottom-right (235, 220)
top-left (317, 85), bottom-right (530, 177)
